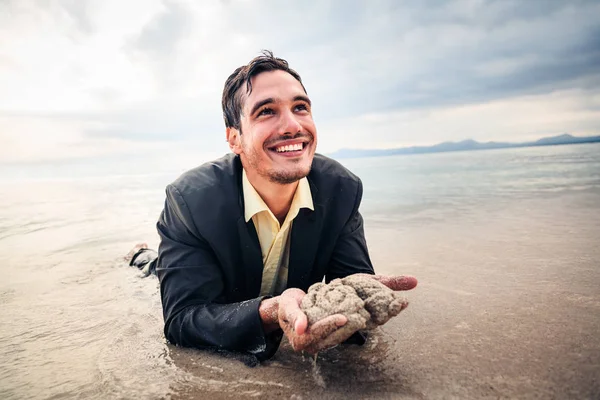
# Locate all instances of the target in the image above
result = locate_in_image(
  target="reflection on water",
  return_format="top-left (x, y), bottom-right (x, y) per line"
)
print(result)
top-left (1, 144), bottom-right (599, 399)
top-left (95, 304), bottom-right (415, 399)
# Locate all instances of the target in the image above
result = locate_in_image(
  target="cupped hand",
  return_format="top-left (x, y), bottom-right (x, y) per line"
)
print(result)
top-left (277, 288), bottom-right (347, 353)
top-left (340, 273), bottom-right (417, 328)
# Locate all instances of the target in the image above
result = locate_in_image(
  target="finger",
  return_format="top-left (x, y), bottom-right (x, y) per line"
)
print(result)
top-left (389, 297), bottom-right (409, 316)
top-left (304, 317), bottom-right (356, 354)
top-left (370, 275), bottom-right (418, 291)
top-left (292, 315), bottom-right (347, 351)
top-left (289, 315), bottom-right (347, 352)
top-left (308, 314), bottom-right (347, 340)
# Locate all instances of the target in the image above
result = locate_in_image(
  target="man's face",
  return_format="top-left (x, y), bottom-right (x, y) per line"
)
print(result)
top-left (230, 70), bottom-right (317, 185)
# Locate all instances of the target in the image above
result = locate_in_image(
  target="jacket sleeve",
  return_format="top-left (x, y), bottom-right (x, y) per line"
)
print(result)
top-left (156, 184), bottom-right (282, 360)
top-left (326, 178), bottom-right (375, 282)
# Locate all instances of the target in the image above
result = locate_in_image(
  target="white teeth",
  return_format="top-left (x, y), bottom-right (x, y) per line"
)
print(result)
top-left (275, 143), bottom-right (303, 152)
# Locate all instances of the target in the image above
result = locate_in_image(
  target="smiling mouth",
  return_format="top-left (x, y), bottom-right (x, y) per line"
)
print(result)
top-left (268, 142), bottom-right (308, 154)
top-left (274, 142), bottom-right (304, 153)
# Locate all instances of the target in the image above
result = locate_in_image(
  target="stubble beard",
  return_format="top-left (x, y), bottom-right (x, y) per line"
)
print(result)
top-left (268, 162), bottom-right (311, 184)
top-left (243, 144), bottom-right (312, 185)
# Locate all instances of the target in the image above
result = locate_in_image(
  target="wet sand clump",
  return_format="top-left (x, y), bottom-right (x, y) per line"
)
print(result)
top-left (300, 275), bottom-right (408, 350)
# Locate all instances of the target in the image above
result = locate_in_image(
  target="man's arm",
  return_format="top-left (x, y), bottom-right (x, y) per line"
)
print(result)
top-left (156, 185), bottom-right (282, 360)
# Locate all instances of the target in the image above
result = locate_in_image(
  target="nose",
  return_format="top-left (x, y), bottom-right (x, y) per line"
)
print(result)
top-left (279, 109), bottom-right (302, 135)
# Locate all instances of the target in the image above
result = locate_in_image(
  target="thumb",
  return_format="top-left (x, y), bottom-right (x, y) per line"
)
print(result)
top-left (294, 313), bottom-right (307, 335)
top-left (278, 293), bottom-right (308, 334)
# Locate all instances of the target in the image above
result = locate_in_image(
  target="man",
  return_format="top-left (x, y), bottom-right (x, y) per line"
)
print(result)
top-left (135, 51), bottom-right (417, 361)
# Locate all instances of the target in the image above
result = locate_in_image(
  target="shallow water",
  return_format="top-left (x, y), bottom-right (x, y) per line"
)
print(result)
top-left (1, 144), bottom-right (599, 399)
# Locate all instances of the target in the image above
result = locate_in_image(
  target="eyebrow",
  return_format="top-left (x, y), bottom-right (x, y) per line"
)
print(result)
top-left (249, 97), bottom-right (275, 117)
top-left (249, 95), bottom-right (312, 117)
top-left (293, 95), bottom-right (312, 107)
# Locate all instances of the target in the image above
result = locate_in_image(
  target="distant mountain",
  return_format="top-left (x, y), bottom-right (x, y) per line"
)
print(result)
top-left (328, 134), bottom-right (600, 159)
top-left (532, 133), bottom-right (598, 146)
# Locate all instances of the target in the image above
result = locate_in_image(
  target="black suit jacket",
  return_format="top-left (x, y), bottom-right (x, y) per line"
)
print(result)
top-left (156, 153), bottom-right (374, 360)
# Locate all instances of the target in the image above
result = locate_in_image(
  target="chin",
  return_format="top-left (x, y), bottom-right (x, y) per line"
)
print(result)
top-left (269, 165), bottom-right (311, 185)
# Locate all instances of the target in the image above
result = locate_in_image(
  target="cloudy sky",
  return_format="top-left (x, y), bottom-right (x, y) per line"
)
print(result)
top-left (1, 0), bottom-right (599, 165)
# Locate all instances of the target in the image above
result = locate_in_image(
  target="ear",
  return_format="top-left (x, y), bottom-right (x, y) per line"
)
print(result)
top-left (226, 127), bottom-right (243, 155)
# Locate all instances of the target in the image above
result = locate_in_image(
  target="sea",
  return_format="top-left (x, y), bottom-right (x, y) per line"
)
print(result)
top-left (1, 143), bottom-right (599, 399)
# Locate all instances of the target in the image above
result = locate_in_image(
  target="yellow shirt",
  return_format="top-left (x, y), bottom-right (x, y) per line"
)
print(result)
top-left (242, 169), bottom-right (314, 296)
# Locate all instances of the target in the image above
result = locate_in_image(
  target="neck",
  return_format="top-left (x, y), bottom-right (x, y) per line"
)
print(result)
top-left (245, 169), bottom-right (298, 225)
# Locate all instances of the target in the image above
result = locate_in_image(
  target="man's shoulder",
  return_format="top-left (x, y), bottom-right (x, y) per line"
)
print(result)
top-left (165, 152), bottom-right (360, 202)
top-left (162, 154), bottom-right (241, 238)
top-left (168, 153), bottom-right (240, 200)
top-left (310, 153), bottom-right (361, 186)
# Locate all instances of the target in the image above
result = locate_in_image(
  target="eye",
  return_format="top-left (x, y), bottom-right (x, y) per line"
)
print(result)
top-left (294, 103), bottom-right (309, 112)
top-left (258, 107), bottom-right (274, 116)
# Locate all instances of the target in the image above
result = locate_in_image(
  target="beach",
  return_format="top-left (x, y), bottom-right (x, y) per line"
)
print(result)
top-left (1, 143), bottom-right (599, 399)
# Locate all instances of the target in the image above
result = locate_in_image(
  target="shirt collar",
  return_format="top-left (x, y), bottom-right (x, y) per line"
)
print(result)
top-left (242, 169), bottom-right (314, 223)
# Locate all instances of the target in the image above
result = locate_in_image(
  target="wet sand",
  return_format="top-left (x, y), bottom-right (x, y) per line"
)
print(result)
top-left (100, 195), bottom-right (599, 400)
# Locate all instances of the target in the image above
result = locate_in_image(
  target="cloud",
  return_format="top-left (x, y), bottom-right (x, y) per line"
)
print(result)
top-left (317, 88), bottom-right (600, 152)
top-left (0, 113), bottom-right (165, 163)
top-left (1, 0), bottom-right (599, 164)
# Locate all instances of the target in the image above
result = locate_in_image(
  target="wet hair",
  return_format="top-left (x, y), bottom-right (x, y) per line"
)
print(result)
top-left (221, 50), bottom-right (306, 131)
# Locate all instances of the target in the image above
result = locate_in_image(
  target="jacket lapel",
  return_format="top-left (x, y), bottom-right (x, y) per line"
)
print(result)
top-left (234, 159), bottom-right (264, 297)
top-left (288, 203), bottom-right (324, 291)
top-left (237, 217), bottom-right (264, 297)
